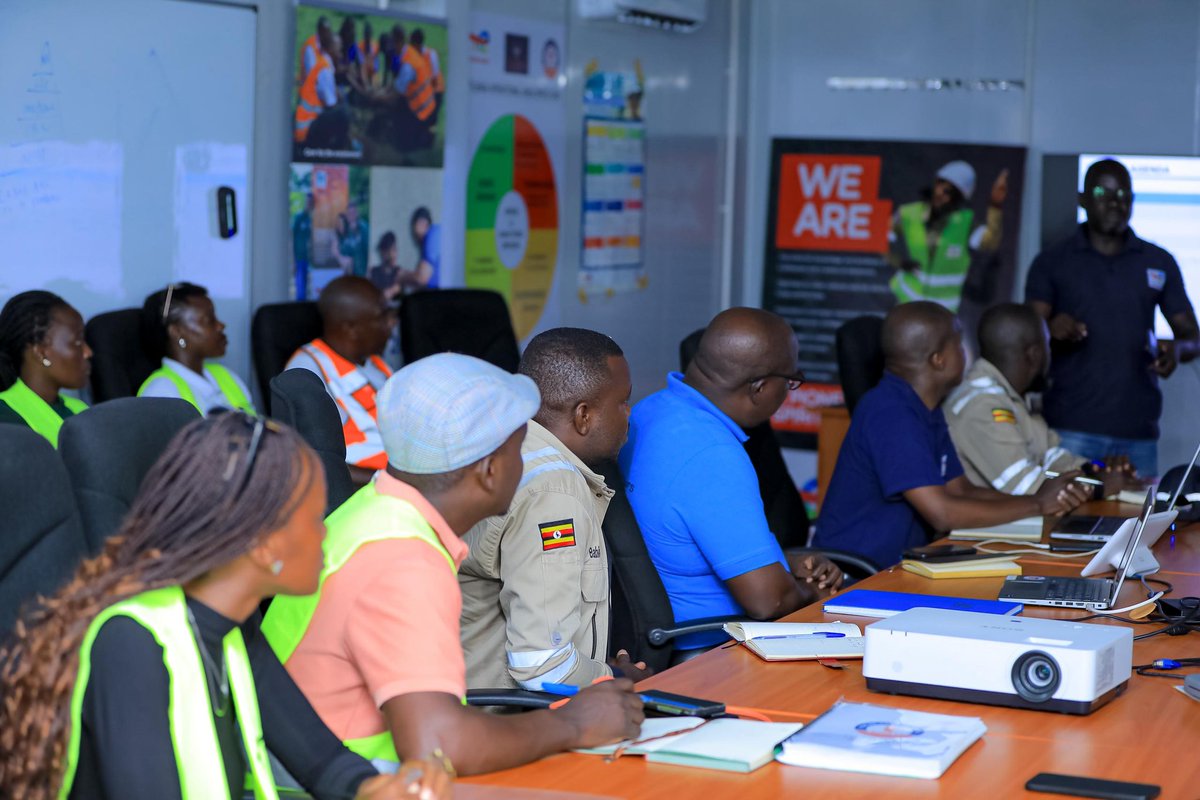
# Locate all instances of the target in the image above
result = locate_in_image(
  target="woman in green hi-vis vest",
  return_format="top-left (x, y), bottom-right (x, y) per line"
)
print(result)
top-left (137, 282), bottom-right (258, 415)
top-left (0, 413), bottom-right (450, 800)
top-left (0, 290), bottom-right (91, 447)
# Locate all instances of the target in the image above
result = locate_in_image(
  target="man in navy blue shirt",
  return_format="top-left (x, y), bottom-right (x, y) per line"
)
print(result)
top-left (814, 302), bottom-right (1089, 568)
top-left (619, 308), bottom-right (841, 650)
top-left (1026, 158), bottom-right (1199, 477)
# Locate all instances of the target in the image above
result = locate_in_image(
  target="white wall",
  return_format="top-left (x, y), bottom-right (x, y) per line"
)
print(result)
top-left (742, 0), bottom-right (1200, 476)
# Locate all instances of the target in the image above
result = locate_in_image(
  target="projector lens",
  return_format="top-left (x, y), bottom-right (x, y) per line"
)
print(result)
top-left (1012, 651), bottom-right (1061, 702)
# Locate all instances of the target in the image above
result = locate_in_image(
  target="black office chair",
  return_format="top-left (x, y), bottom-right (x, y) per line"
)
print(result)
top-left (251, 302), bottom-right (322, 415)
top-left (399, 289), bottom-right (520, 372)
top-left (835, 315), bottom-right (885, 415)
top-left (0, 427), bottom-right (89, 635)
top-left (59, 397), bottom-right (200, 554)
top-left (679, 327), bottom-right (811, 549)
top-left (85, 308), bottom-right (159, 402)
top-left (269, 369), bottom-right (355, 515)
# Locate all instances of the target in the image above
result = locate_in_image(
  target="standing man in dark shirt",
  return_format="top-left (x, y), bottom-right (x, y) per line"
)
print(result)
top-left (1026, 158), bottom-right (1200, 477)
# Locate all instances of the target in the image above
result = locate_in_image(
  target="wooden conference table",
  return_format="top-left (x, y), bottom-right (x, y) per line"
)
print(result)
top-left (462, 503), bottom-right (1200, 799)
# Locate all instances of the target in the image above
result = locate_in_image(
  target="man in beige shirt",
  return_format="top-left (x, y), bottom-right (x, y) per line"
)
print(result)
top-left (459, 328), bottom-right (650, 690)
top-left (946, 303), bottom-right (1131, 496)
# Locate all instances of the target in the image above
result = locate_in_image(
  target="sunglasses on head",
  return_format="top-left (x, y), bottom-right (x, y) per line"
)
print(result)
top-left (209, 409), bottom-right (281, 499)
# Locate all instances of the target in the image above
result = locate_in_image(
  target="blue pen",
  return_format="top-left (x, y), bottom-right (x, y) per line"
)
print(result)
top-left (751, 632), bottom-right (846, 641)
top-left (540, 682), bottom-right (581, 696)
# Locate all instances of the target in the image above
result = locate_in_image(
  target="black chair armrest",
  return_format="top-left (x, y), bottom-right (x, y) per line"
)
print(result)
top-left (465, 688), bottom-right (557, 709)
top-left (785, 546), bottom-right (880, 578)
top-left (647, 615), bottom-right (752, 647)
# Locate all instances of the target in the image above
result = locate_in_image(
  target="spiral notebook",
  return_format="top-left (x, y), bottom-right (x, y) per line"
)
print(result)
top-left (722, 621), bottom-right (865, 661)
top-left (577, 718), bottom-right (803, 773)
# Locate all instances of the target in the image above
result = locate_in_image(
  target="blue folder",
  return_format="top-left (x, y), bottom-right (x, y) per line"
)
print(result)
top-left (823, 589), bottom-right (1023, 619)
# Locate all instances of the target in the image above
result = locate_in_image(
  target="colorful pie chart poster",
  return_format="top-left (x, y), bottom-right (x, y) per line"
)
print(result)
top-left (465, 12), bottom-right (565, 341)
top-left (465, 114), bottom-right (558, 339)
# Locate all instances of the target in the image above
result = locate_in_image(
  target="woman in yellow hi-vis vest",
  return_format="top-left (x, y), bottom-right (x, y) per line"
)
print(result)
top-left (0, 290), bottom-right (91, 447)
top-left (137, 283), bottom-right (258, 415)
top-left (0, 414), bottom-right (450, 800)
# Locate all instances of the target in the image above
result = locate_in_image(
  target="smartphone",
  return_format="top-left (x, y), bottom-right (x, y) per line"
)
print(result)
top-left (637, 689), bottom-right (725, 718)
top-left (1026, 772), bottom-right (1160, 800)
top-left (902, 544), bottom-right (994, 563)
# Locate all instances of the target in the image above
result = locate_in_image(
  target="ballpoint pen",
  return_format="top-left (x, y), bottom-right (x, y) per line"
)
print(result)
top-left (750, 632), bottom-right (847, 641)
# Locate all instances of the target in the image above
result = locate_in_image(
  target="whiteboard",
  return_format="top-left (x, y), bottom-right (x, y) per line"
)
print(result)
top-left (0, 0), bottom-right (256, 382)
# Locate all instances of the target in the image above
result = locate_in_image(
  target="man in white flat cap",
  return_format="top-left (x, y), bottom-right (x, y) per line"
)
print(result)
top-left (262, 353), bottom-right (643, 777)
top-left (889, 159), bottom-right (1009, 313)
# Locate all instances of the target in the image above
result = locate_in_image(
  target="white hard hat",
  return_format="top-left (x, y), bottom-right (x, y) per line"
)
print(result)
top-left (936, 160), bottom-right (976, 201)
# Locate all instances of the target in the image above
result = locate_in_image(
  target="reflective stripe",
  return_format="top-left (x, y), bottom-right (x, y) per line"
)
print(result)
top-left (522, 447), bottom-right (560, 463)
top-left (950, 386), bottom-right (1006, 415)
top-left (910, 268), bottom-right (968, 288)
top-left (1012, 466), bottom-right (1043, 495)
top-left (518, 461), bottom-right (577, 490)
top-left (1043, 447), bottom-right (1068, 467)
top-left (993, 458), bottom-right (1031, 490)
top-left (510, 645), bottom-right (579, 691)
top-left (507, 644), bottom-right (571, 669)
top-left (298, 341), bottom-right (389, 469)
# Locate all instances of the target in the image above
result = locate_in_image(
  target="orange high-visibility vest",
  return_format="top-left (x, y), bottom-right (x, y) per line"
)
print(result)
top-left (420, 46), bottom-right (445, 94)
top-left (298, 34), bottom-right (321, 82)
top-left (294, 52), bottom-right (332, 143)
top-left (294, 339), bottom-right (392, 470)
top-left (400, 46), bottom-right (436, 122)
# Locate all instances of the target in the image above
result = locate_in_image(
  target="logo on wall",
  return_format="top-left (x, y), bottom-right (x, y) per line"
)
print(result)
top-left (505, 33), bottom-right (529, 74)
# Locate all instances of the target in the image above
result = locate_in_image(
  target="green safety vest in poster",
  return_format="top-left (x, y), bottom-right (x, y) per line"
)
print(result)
top-left (889, 202), bottom-right (974, 312)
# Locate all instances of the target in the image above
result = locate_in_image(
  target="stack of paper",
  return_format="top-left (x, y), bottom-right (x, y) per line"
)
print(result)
top-left (950, 516), bottom-right (1043, 541)
top-left (577, 718), bottom-right (803, 773)
top-left (901, 558), bottom-right (1022, 580)
top-left (776, 701), bottom-right (986, 779)
top-left (723, 621), bottom-right (865, 661)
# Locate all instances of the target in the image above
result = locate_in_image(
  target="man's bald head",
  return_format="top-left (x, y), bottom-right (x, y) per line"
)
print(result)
top-left (691, 307), bottom-right (797, 387)
top-left (318, 276), bottom-right (385, 328)
top-left (881, 301), bottom-right (959, 376)
top-left (978, 303), bottom-right (1044, 366)
top-left (317, 276), bottom-right (393, 362)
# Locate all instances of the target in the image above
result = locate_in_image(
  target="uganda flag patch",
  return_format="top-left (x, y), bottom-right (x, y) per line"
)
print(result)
top-left (992, 408), bottom-right (1016, 425)
top-left (539, 519), bottom-right (576, 551)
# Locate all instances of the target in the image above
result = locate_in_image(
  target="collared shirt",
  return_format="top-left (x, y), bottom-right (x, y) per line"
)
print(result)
top-left (138, 358), bottom-right (256, 415)
top-left (282, 472), bottom-right (468, 744)
top-left (459, 420), bottom-right (614, 690)
top-left (813, 372), bottom-right (964, 569)
top-left (1025, 224), bottom-right (1194, 439)
top-left (945, 358), bottom-right (1083, 494)
top-left (618, 372), bottom-right (789, 650)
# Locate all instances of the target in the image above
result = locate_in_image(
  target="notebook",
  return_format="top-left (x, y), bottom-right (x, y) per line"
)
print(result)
top-left (776, 701), bottom-right (986, 779)
top-left (901, 558), bottom-right (1021, 580)
top-left (723, 621), bottom-right (865, 661)
top-left (578, 718), bottom-right (804, 773)
top-left (823, 589), bottom-right (1023, 619)
top-left (949, 516), bottom-right (1043, 541)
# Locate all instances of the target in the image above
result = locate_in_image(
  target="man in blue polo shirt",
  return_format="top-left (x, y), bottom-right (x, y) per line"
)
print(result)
top-left (1026, 158), bottom-right (1199, 477)
top-left (813, 302), bottom-right (1089, 568)
top-left (619, 308), bottom-right (841, 651)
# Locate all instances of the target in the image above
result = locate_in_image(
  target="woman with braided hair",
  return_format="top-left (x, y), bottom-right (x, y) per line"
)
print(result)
top-left (0, 290), bottom-right (92, 446)
top-left (0, 413), bottom-right (450, 800)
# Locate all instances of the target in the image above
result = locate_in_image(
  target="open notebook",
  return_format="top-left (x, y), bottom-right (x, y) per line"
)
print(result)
top-left (577, 718), bottom-right (803, 773)
top-left (950, 516), bottom-right (1043, 541)
top-left (723, 621), bottom-right (865, 661)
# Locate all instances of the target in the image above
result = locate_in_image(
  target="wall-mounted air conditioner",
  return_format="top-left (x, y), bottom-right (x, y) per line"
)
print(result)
top-left (578, 0), bottom-right (707, 33)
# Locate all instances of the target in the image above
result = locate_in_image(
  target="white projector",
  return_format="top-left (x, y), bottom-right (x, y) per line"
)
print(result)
top-left (863, 608), bottom-right (1132, 715)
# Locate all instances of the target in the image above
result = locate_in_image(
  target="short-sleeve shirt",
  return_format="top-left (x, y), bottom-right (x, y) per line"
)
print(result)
top-left (617, 372), bottom-right (789, 650)
top-left (813, 372), bottom-right (964, 569)
top-left (1025, 225), bottom-right (1194, 440)
top-left (281, 473), bottom-right (469, 743)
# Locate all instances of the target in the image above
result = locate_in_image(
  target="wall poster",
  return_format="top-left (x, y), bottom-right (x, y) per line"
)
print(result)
top-left (763, 138), bottom-right (1027, 446)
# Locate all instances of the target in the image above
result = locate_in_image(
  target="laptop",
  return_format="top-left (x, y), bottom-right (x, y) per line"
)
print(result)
top-left (1048, 440), bottom-right (1200, 546)
top-left (997, 491), bottom-right (1155, 610)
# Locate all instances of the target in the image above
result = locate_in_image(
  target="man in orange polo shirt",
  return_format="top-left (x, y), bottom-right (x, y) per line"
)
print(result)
top-left (264, 354), bottom-right (643, 776)
top-left (286, 276), bottom-right (395, 484)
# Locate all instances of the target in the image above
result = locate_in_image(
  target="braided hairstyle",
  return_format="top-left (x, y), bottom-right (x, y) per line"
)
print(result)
top-left (141, 282), bottom-right (208, 361)
top-left (0, 290), bottom-right (72, 391)
top-left (0, 413), bottom-right (319, 798)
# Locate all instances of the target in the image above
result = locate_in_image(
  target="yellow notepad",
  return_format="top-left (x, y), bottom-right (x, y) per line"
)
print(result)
top-left (901, 559), bottom-right (1022, 579)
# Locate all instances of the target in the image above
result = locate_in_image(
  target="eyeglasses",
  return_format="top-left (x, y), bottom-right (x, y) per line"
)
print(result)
top-left (751, 373), bottom-right (806, 391)
top-left (162, 283), bottom-right (176, 323)
top-left (1090, 185), bottom-right (1132, 202)
top-left (213, 410), bottom-right (280, 499)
